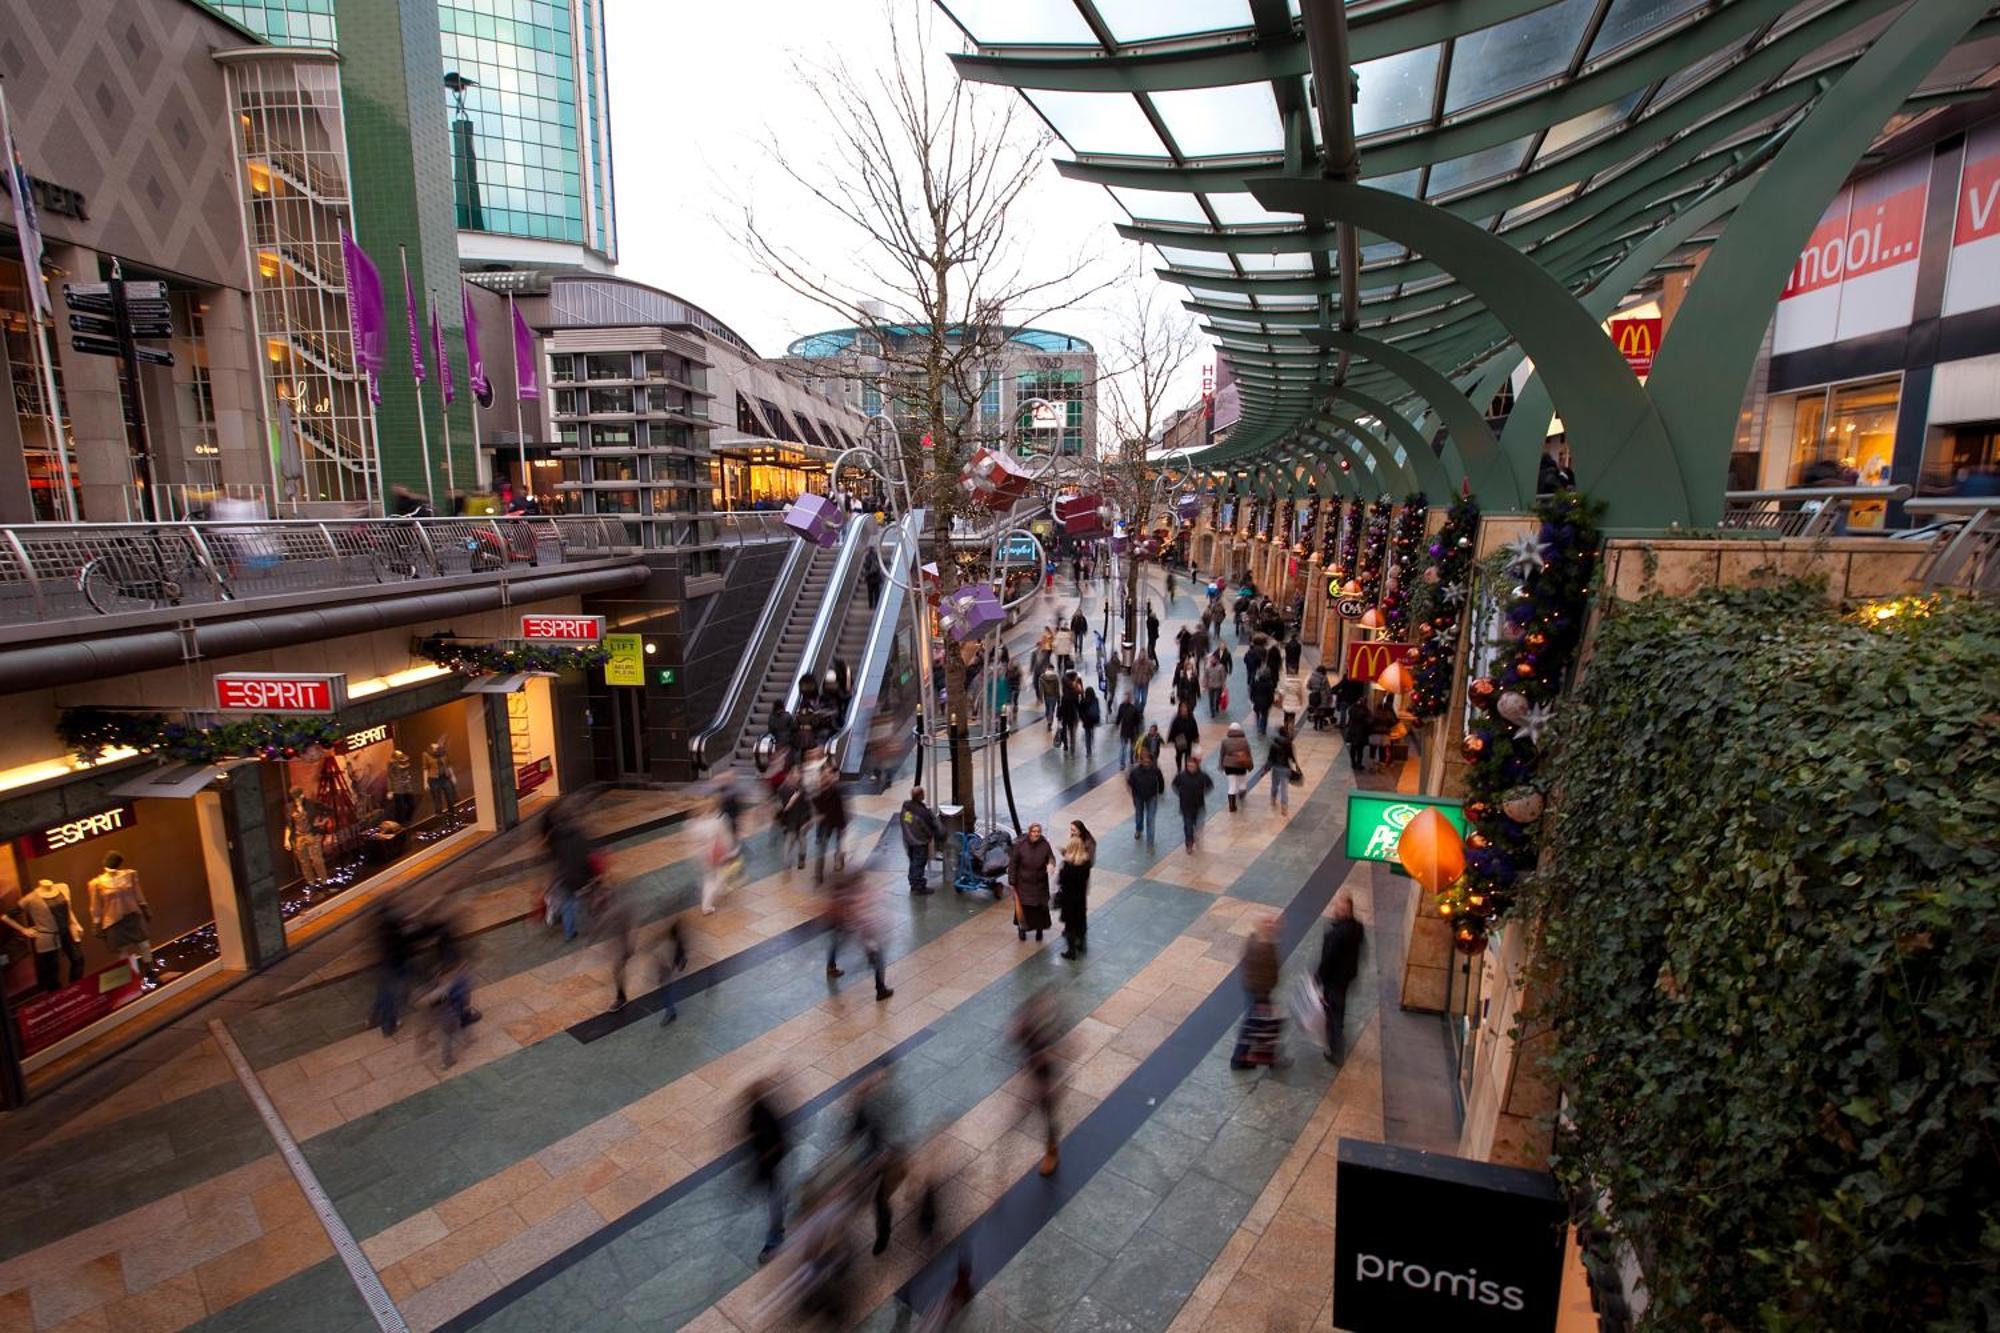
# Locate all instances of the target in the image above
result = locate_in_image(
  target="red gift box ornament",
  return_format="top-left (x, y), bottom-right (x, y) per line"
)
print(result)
top-left (783, 492), bottom-right (846, 548)
top-left (960, 447), bottom-right (1034, 511)
top-left (1056, 492), bottom-right (1107, 536)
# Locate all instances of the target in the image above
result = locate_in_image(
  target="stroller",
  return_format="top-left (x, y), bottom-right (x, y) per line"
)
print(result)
top-left (953, 827), bottom-right (1013, 896)
top-left (1306, 683), bottom-right (1337, 732)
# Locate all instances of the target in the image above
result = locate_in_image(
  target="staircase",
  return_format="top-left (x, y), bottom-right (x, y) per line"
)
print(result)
top-left (729, 545), bottom-right (837, 766)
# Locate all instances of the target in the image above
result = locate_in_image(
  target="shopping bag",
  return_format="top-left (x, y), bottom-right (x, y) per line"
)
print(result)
top-left (1287, 972), bottom-right (1328, 1047)
top-left (1218, 686), bottom-right (1230, 710)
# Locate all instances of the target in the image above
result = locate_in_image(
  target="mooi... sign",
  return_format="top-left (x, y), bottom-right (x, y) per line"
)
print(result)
top-left (1334, 1139), bottom-right (1565, 1332)
top-left (213, 673), bottom-right (346, 714)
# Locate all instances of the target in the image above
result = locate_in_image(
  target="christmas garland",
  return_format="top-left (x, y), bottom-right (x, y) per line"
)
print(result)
top-left (1380, 493), bottom-right (1430, 638)
top-left (1320, 497), bottom-right (1345, 576)
top-left (1337, 499), bottom-right (1362, 584)
top-left (58, 707), bottom-right (344, 765)
top-left (1409, 494), bottom-right (1480, 719)
top-left (1437, 488), bottom-right (1601, 952)
top-left (1356, 497), bottom-right (1394, 606)
top-left (416, 635), bottom-right (612, 675)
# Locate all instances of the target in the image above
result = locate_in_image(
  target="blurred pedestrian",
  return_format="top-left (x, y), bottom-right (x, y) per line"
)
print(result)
top-left (698, 797), bottom-right (740, 916)
top-left (1172, 755), bottom-right (1213, 853)
top-left (1128, 648), bottom-right (1155, 710)
top-left (1069, 605), bottom-right (1088, 659)
top-left (1013, 988), bottom-right (1063, 1176)
top-left (846, 1069), bottom-right (905, 1256)
top-left (1145, 603), bottom-right (1160, 661)
top-left (1114, 689), bottom-right (1143, 769)
top-left (899, 785), bottom-right (942, 895)
top-left (1249, 663), bottom-right (1277, 737)
top-left (1008, 822), bottom-right (1055, 943)
top-left (777, 769), bottom-right (812, 871)
top-left (1126, 748), bottom-right (1164, 844)
top-left (1284, 632), bottom-right (1303, 675)
top-left (370, 899), bottom-right (415, 1036)
top-left (1079, 681), bottom-right (1101, 761)
top-left (658, 915), bottom-right (690, 1025)
top-left (1230, 913), bottom-right (1283, 1069)
top-left (1057, 821), bottom-right (1095, 960)
top-left (1219, 722), bottom-right (1254, 813)
top-left (1167, 701), bottom-right (1201, 769)
top-left (746, 1077), bottom-right (791, 1264)
top-left (825, 867), bottom-right (893, 1001)
top-left (1318, 892), bottom-right (1364, 1064)
top-left (1278, 671), bottom-right (1305, 733)
top-left (1252, 723), bottom-right (1299, 815)
top-left (1202, 651), bottom-right (1227, 717)
top-left (812, 762), bottom-right (849, 884)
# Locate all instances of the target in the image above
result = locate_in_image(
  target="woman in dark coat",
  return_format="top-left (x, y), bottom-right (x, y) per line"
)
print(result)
top-left (1056, 821), bottom-right (1096, 960)
top-left (1008, 823), bottom-right (1056, 941)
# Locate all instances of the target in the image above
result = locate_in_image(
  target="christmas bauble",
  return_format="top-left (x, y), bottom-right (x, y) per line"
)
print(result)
top-left (1468, 676), bottom-right (1499, 708)
top-left (1495, 690), bottom-right (1531, 724)
top-left (1460, 733), bottom-right (1486, 760)
top-left (1502, 788), bottom-right (1545, 823)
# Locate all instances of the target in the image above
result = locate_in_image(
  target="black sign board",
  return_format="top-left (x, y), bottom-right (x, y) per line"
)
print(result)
top-left (1333, 1139), bottom-right (1565, 1333)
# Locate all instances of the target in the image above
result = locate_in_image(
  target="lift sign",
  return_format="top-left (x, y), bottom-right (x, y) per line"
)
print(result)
top-left (520, 614), bottom-right (605, 643)
top-left (213, 673), bottom-right (346, 715)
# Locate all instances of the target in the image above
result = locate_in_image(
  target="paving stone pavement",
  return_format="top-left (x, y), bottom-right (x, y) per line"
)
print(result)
top-left (0, 572), bottom-right (1459, 1333)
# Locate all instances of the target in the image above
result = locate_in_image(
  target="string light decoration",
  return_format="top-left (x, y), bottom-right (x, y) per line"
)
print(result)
top-left (1436, 489), bottom-right (1601, 952)
top-left (416, 635), bottom-right (613, 675)
top-left (58, 708), bottom-right (344, 764)
top-left (1380, 493), bottom-right (1430, 638)
top-left (1320, 497), bottom-right (1347, 579)
top-left (1356, 497), bottom-right (1394, 607)
top-left (1338, 498), bottom-right (1362, 584)
top-left (1410, 495), bottom-right (1482, 719)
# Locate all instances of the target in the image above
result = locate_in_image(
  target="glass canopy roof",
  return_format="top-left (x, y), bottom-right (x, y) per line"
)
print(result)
top-left (937, 0), bottom-right (2000, 459)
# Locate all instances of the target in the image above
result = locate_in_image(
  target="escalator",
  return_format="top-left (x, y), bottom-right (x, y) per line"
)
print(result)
top-left (722, 544), bottom-right (836, 767)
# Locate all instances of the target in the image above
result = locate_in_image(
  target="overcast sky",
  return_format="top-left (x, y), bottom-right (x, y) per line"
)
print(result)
top-left (601, 0), bottom-right (1211, 413)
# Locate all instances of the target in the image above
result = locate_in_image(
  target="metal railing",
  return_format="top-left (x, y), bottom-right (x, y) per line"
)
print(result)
top-left (1718, 485), bottom-right (1910, 537)
top-left (787, 513), bottom-right (879, 718)
top-left (0, 515), bottom-right (640, 625)
top-left (1905, 496), bottom-right (2000, 594)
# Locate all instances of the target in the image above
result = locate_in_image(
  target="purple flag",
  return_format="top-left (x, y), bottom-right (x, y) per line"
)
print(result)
top-left (0, 91), bottom-right (49, 321)
top-left (462, 285), bottom-right (490, 405)
top-left (429, 290), bottom-right (454, 407)
top-left (339, 229), bottom-right (385, 406)
top-left (400, 246), bottom-right (424, 385)
top-left (512, 298), bottom-right (539, 401)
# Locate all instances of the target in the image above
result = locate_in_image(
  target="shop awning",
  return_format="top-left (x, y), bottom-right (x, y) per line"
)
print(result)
top-left (111, 758), bottom-right (256, 800)
top-left (461, 673), bottom-right (531, 695)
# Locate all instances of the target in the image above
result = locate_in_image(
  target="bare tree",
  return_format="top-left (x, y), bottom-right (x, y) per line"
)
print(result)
top-left (736, 0), bottom-right (1109, 815)
top-left (1099, 277), bottom-right (1201, 645)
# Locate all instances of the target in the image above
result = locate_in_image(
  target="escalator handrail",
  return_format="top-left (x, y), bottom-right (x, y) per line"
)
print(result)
top-left (689, 535), bottom-right (814, 771)
top-left (831, 508), bottom-right (924, 776)
top-left (785, 512), bottom-right (878, 717)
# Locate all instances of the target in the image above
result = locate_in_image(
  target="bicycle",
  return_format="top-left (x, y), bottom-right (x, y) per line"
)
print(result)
top-left (76, 530), bottom-right (226, 614)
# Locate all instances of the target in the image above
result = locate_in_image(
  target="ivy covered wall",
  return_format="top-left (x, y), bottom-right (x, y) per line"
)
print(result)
top-left (1529, 581), bottom-right (1999, 1328)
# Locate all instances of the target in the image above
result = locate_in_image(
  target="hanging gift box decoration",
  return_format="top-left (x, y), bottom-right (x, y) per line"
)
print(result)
top-left (938, 585), bottom-right (1007, 641)
top-left (960, 448), bottom-right (1034, 510)
top-left (782, 492), bottom-right (845, 547)
top-left (1056, 492), bottom-right (1107, 535)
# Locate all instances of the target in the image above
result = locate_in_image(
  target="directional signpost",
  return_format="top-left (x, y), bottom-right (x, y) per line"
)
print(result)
top-left (64, 267), bottom-right (173, 519)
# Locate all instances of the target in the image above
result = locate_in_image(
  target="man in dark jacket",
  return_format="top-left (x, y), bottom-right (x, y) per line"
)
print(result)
top-left (1342, 696), bottom-right (1374, 774)
top-left (1114, 691), bottom-right (1143, 769)
top-left (1126, 748), bottom-right (1164, 841)
top-left (1171, 756), bottom-right (1213, 852)
top-left (1248, 666), bottom-right (1278, 736)
top-left (864, 549), bottom-right (883, 607)
top-left (1145, 605), bottom-right (1161, 662)
top-left (812, 767), bottom-right (848, 883)
top-left (1318, 892), bottom-right (1364, 1063)
top-left (1069, 607), bottom-right (1089, 660)
top-left (745, 1077), bottom-right (790, 1263)
top-left (898, 786), bottom-right (942, 894)
top-left (1167, 702), bottom-right (1201, 769)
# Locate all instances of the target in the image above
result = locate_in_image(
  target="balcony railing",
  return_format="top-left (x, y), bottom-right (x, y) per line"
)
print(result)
top-left (1718, 485), bottom-right (1911, 537)
top-left (1906, 496), bottom-right (2000, 595)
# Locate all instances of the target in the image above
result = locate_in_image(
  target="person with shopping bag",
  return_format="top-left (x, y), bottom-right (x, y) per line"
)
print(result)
top-left (698, 797), bottom-right (740, 915)
top-left (1318, 892), bottom-right (1364, 1063)
top-left (1251, 723), bottom-right (1301, 815)
top-left (1007, 822), bottom-right (1055, 943)
top-left (1218, 722), bottom-right (1255, 812)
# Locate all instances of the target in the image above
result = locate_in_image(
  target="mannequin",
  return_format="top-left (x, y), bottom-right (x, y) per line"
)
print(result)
top-left (284, 787), bottom-right (328, 888)
top-left (89, 853), bottom-right (159, 982)
top-left (386, 749), bottom-right (419, 825)
top-left (423, 739), bottom-right (458, 820)
top-left (6, 880), bottom-right (86, 992)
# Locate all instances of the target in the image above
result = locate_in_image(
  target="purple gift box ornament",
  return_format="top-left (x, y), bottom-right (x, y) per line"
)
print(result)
top-left (783, 492), bottom-right (846, 548)
top-left (939, 584), bottom-right (1006, 641)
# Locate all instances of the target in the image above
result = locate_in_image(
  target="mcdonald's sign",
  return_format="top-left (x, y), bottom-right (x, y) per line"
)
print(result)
top-left (1345, 640), bottom-right (1416, 682)
top-left (1609, 315), bottom-right (1662, 376)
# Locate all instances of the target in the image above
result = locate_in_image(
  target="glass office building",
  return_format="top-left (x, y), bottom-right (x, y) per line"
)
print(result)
top-left (213, 0), bottom-right (619, 272)
top-left (440, 0), bottom-right (617, 270)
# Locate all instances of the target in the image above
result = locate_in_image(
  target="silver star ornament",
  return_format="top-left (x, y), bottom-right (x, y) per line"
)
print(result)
top-left (1501, 534), bottom-right (1546, 579)
top-left (1512, 702), bottom-right (1557, 745)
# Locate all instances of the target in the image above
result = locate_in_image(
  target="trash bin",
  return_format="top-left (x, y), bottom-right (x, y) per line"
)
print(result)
top-left (937, 804), bottom-right (967, 844)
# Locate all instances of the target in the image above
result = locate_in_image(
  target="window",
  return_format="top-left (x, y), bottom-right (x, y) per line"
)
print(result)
top-left (737, 393), bottom-right (763, 435)
top-left (587, 387), bottom-right (631, 415)
top-left (584, 353), bottom-right (631, 381)
top-left (549, 353), bottom-right (575, 382)
top-left (862, 382), bottom-right (882, 417)
top-left (1777, 376), bottom-right (1900, 528)
top-left (980, 377), bottom-right (1001, 420)
top-left (590, 457), bottom-right (638, 483)
top-left (643, 352), bottom-right (665, 380)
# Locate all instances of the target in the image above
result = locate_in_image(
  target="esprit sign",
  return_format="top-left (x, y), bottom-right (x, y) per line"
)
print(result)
top-left (1345, 791), bottom-right (1466, 864)
top-left (341, 724), bottom-right (390, 753)
top-left (1334, 1138), bottom-right (1565, 1333)
top-left (1608, 316), bottom-right (1661, 377)
top-left (1345, 640), bottom-right (1417, 682)
top-left (19, 803), bottom-right (137, 858)
top-left (213, 673), bottom-right (346, 715)
top-left (520, 614), bottom-right (605, 643)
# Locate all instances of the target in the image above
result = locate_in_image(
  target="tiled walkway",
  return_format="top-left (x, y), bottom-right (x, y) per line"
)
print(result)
top-left (0, 576), bottom-right (1459, 1333)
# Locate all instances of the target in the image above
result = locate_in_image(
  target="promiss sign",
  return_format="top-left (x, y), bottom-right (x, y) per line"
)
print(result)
top-left (1334, 1139), bottom-right (1565, 1333)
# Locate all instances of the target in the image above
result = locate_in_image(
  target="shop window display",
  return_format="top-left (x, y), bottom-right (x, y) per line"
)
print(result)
top-left (267, 700), bottom-right (475, 919)
top-left (2, 798), bottom-right (220, 1059)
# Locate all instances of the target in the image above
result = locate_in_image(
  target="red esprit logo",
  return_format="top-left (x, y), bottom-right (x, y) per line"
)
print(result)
top-left (520, 614), bottom-right (604, 642)
top-left (214, 676), bottom-right (337, 713)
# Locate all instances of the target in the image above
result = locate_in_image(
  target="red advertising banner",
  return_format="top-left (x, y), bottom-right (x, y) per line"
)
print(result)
top-left (1955, 136), bottom-right (2000, 246)
top-left (15, 961), bottom-right (145, 1056)
top-left (213, 673), bottom-right (345, 714)
top-left (1945, 122), bottom-right (2000, 318)
top-left (515, 756), bottom-right (553, 795)
top-left (1345, 640), bottom-right (1417, 682)
top-left (519, 614), bottom-right (604, 643)
top-left (1608, 316), bottom-right (1662, 376)
top-left (1781, 177), bottom-right (1925, 300)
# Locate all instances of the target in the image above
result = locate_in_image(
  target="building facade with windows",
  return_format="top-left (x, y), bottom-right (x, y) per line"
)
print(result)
top-left (782, 323), bottom-right (1099, 459)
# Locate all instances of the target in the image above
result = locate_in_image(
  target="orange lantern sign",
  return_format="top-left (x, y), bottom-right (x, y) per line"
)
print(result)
top-left (1396, 807), bottom-right (1465, 893)
top-left (1376, 658), bottom-right (1415, 696)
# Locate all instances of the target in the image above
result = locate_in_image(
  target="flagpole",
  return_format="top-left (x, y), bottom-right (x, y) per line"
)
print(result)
top-left (0, 78), bottom-right (75, 521)
top-left (429, 288), bottom-right (456, 497)
top-left (398, 246), bottom-right (437, 511)
top-left (509, 289), bottom-right (528, 506)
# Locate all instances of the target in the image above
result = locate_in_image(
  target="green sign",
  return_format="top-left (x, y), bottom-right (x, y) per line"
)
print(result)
top-left (604, 634), bottom-right (645, 687)
top-left (1345, 791), bottom-right (1466, 864)
top-left (656, 667), bottom-right (677, 686)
